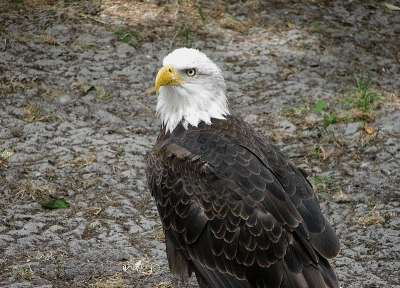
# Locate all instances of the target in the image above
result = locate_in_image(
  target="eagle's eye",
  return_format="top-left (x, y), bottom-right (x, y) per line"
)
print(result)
top-left (186, 69), bottom-right (196, 76)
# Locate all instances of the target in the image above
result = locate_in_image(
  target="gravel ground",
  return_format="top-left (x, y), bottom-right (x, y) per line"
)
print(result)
top-left (1, 0), bottom-right (400, 287)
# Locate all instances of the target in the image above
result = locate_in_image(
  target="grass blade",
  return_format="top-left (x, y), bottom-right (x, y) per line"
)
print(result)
top-left (223, 13), bottom-right (248, 29)
top-left (198, 7), bottom-right (205, 26)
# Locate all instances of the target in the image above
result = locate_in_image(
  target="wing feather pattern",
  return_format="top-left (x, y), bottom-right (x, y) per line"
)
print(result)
top-left (146, 115), bottom-right (340, 288)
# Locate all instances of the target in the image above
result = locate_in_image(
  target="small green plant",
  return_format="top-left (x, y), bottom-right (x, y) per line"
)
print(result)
top-left (306, 144), bottom-right (320, 160)
top-left (343, 74), bottom-right (383, 111)
top-left (305, 132), bottom-right (344, 161)
top-left (364, 196), bottom-right (374, 211)
top-left (345, 75), bottom-right (374, 110)
top-left (323, 112), bottom-right (337, 125)
top-left (311, 19), bottom-right (326, 32)
top-left (314, 175), bottom-right (332, 185)
top-left (313, 175), bottom-right (341, 194)
top-left (323, 112), bottom-right (353, 127)
top-left (281, 95), bottom-right (319, 119)
top-left (111, 28), bottom-right (139, 47)
top-left (282, 103), bottom-right (311, 117)
top-left (95, 86), bottom-right (112, 98)
top-left (314, 100), bottom-right (328, 112)
top-left (56, 265), bottom-right (63, 277)
top-left (321, 74), bottom-right (382, 128)
top-left (1, 149), bottom-right (14, 160)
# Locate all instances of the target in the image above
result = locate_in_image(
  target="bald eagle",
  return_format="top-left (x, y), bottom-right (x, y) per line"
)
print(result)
top-left (146, 48), bottom-right (340, 288)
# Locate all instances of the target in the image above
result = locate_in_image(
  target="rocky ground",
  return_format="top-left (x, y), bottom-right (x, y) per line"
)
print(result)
top-left (1, 0), bottom-right (400, 287)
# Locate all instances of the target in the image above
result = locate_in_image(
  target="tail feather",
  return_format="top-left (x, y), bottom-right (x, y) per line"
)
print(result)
top-left (192, 259), bottom-right (251, 288)
top-left (317, 255), bottom-right (340, 288)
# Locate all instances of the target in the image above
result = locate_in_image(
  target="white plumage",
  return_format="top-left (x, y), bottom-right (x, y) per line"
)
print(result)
top-left (156, 48), bottom-right (230, 133)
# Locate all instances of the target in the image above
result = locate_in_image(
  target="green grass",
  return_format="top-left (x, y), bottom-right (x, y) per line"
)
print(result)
top-left (111, 28), bottom-right (139, 47)
top-left (169, 0), bottom-right (206, 50)
top-left (306, 144), bottom-right (320, 160)
top-left (282, 97), bottom-right (331, 119)
top-left (282, 73), bottom-right (384, 129)
top-left (322, 74), bottom-right (383, 127)
top-left (336, 73), bottom-right (384, 125)
top-left (309, 18), bottom-right (326, 32)
top-left (222, 12), bottom-right (248, 29)
top-left (305, 132), bottom-right (346, 161)
top-left (313, 22), bottom-right (324, 31)
top-left (314, 175), bottom-right (332, 185)
top-left (343, 74), bottom-right (382, 112)
top-left (323, 112), bottom-right (353, 127)
top-left (281, 99), bottom-right (313, 118)
top-left (313, 175), bottom-right (342, 195)
top-left (323, 112), bottom-right (337, 125)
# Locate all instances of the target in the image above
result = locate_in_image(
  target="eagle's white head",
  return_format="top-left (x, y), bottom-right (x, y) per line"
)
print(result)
top-left (155, 48), bottom-right (230, 133)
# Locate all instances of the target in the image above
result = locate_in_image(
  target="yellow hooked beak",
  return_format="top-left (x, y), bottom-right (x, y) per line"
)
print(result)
top-left (155, 65), bottom-right (183, 91)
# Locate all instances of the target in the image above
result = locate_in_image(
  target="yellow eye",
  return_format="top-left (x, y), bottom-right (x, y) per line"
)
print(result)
top-left (186, 69), bottom-right (196, 76)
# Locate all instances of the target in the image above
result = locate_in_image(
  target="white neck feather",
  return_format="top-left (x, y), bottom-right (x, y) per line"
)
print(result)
top-left (156, 82), bottom-right (229, 133)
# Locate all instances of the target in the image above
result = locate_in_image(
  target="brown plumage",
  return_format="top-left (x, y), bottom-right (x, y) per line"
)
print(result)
top-left (146, 48), bottom-right (340, 288)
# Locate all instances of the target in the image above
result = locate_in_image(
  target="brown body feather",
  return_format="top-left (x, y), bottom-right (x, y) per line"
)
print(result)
top-left (146, 115), bottom-right (340, 288)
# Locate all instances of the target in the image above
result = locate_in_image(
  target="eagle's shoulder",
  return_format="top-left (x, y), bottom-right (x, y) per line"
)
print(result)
top-left (148, 115), bottom-right (268, 159)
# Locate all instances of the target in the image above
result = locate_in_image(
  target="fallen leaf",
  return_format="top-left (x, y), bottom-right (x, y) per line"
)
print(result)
top-left (383, 3), bottom-right (400, 11)
top-left (145, 87), bottom-right (156, 95)
top-left (41, 198), bottom-right (71, 209)
top-left (82, 85), bottom-right (94, 93)
top-left (267, 24), bottom-right (276, 31)
top-left (283, 68), bottom-right (291, 75)
top-left (364, 125), bottom-right (375, 134)
top-left (286, 22), bottom-right (296, 28)
top-left (314, 100), bottom-right (328, 112)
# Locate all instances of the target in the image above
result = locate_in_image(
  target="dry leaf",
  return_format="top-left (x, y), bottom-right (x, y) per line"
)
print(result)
top-left (145, 86), bottom-right (156, 95)
top-left (364, 125), bottom-right (375, 134)
top-left (286, 22), bottom-right (296, 28)
top-left (283, 68), bottom-right (292, 75)
top-left (383, 3), bottom-right (400, 11)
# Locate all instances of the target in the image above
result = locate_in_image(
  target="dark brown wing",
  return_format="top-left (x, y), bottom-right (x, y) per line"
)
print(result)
top-left (146, 115), bottom-right (340, 288)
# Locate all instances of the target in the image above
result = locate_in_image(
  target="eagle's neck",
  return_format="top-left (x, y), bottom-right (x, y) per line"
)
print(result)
top-left (156, 83), bottom-right (230, 133)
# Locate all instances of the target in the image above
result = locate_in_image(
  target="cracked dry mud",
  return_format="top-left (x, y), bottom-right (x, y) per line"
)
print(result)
top-left (1, 0), bottom-right (400, 287)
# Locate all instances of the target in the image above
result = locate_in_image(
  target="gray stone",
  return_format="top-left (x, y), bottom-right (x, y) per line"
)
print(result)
top-left (276, 119), bottom-right (296, 133)
top-left (92, 110), bottom-right (124, 125)
top-left (344, 122), bottom-right (361, 136)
